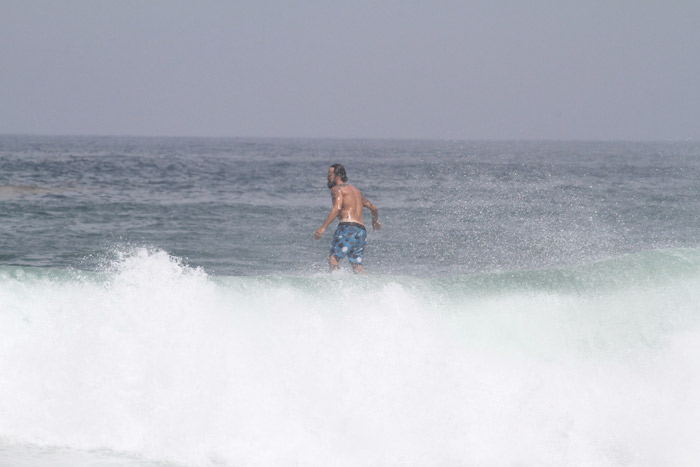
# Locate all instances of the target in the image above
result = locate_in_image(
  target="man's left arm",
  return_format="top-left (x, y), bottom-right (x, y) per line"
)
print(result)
top-left (315, 188), bottom-right (343, 239)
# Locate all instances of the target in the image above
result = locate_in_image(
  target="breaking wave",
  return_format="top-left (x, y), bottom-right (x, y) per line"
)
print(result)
top-left (2, 247), bottom-right (700, 466)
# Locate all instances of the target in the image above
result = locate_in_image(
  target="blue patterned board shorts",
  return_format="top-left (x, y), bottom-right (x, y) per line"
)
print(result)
top-left (330, 222), bottom-right (367, 264)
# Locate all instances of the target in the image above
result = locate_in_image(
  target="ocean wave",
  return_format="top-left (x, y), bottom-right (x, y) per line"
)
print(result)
top-left (1, 247), bottom-right (700, 466)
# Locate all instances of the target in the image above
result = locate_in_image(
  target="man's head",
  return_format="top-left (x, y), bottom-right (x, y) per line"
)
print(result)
top-left (327, 164), bottom-right (348, 189)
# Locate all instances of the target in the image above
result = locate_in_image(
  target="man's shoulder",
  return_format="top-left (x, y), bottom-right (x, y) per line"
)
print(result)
top-left (333, 183), bottom-right (357, 192)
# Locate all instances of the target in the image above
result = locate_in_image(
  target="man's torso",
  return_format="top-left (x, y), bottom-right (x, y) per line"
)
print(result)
top-left (335, 184), bottom-right (364, 225)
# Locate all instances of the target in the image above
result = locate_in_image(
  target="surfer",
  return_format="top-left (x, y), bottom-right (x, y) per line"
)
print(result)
top-left (314, 164), bottom-right (381, 273)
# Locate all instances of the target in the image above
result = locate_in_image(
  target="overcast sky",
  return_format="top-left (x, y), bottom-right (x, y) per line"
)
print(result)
top-left (1, 1), bottom-right (698, 141)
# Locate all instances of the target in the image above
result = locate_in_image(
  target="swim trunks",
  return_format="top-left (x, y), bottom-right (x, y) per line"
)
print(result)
top-left (330, 222), bottom-right (367, 264)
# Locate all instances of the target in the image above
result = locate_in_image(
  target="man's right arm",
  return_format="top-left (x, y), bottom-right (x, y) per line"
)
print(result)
top-left (362, 196), bottom-right (381, 230)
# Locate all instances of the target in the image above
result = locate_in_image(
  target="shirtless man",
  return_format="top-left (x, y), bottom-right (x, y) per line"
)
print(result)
top-left (314, 164), bottom-right (381, 273)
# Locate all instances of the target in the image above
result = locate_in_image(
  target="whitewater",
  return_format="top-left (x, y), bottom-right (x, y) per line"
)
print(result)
top-left (2, 246), bottom-right (700, 466)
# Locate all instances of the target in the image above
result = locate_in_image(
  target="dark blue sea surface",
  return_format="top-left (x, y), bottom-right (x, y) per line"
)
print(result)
top-left (1, 136), bottom-right (698, 275)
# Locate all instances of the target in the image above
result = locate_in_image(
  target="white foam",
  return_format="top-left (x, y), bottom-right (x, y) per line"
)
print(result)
top-left (2, 248), bottom-right (700, 466)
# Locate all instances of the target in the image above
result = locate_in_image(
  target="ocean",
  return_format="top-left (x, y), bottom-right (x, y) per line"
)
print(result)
top-left (1, 135), bottom-right (700, 466)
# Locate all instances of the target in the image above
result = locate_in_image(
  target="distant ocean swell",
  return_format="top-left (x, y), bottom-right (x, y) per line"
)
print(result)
top-left (2, 248), bottom-right (700, 466)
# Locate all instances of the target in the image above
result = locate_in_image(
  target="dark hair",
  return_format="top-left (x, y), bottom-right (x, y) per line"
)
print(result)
top-left (330, 164), bottom-right (348, 182)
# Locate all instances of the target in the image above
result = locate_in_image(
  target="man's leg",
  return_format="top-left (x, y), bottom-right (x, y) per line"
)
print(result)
top-left (349, 231), bottom-right (367, 274)
top-left (329, 255), bottom-right (340, 271)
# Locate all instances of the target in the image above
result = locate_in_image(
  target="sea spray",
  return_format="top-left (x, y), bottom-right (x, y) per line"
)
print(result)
top-left (2, 248), bottom-right (700, 466)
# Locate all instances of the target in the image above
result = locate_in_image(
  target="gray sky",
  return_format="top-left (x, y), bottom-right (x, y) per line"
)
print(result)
top-left (1, 1), bottom-right (699, 141)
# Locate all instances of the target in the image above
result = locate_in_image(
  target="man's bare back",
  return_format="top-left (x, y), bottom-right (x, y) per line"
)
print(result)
top-left (314, 164), bottom-right (381, 272)
top-left (330, 183), bottom-right (366, 224)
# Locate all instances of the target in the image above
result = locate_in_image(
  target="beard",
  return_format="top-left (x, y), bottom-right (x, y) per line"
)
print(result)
top-left (327, 180), bottom-right (335, 189)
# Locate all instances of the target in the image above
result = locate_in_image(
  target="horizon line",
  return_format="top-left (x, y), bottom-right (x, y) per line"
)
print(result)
top-left (0, 132), bottom-right (695, 145)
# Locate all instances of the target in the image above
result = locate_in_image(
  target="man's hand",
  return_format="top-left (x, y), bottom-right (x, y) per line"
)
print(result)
top-left (372, 220), bottom-right (382, 231)
top-left (314, 228), bottom-right (325, 240)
